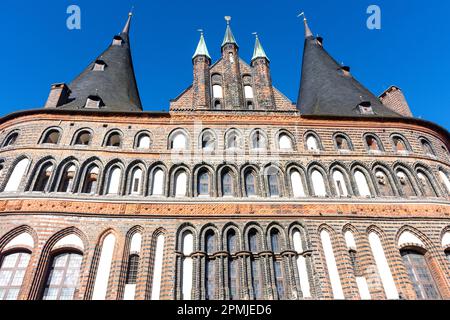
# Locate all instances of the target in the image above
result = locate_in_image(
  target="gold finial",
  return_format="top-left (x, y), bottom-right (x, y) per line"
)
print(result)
top-left (225, 16), bottom-right (232, 25)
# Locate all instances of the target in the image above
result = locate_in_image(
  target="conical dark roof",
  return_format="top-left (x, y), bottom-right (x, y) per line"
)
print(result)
top-left (297, 33), bottom-right (400, 118)
top-left (59, 13), bottom-right (142, 112)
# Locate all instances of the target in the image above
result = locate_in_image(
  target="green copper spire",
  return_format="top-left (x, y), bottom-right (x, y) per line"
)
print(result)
top-left (193, 30), bottom-right (211, 60)
top-left (221, 16), bottom-right (238, 47)
top-left (251, 33), bottom-right (269, 62)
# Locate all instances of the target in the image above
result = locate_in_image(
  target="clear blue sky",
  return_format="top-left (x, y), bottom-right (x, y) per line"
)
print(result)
top-left (1, 0), bottom-right (449, 130)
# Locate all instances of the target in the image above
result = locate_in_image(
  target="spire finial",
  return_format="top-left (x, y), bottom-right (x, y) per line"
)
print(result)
top-left (122, 8), bottom-right (134, 34)
top-left (298, 12), bottom-right (313, 38)
top-left (193, 29), bottom-right (211, 60)
top-left (222, 16), bottom-right (238, 47)
top-left (251, 32), bottom-right (269, 62)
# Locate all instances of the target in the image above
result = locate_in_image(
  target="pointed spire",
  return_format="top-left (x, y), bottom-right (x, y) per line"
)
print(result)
top-left (251, 33), bottom-right (269, 62)
top-left (193, 30), bottom-right (211, 60)
top-left (298, 12), bottom-right (313, 38)
top-left (222, 16), bottom-right (238, 47)
top-left (122, 10), bottom-right (133, 35)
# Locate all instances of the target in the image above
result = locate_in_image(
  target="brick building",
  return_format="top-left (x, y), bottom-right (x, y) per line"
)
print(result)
top-left (0, 13), bottom-right (449, 301)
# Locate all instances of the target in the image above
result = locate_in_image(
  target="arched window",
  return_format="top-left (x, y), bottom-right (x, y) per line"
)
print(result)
top-left (42, 129), bottom-right (61, 145)
top-left (214, 100), bottom-right (222, 110)
top-left (151, 169), bottom-right (165, 196)
top-left (42, 251), bottom-right (83, 300)
top-left (226, 229), bottom-right (238, 300)
top-left (105, 132), bottom-right (122, 148)
top-left (292, 229), bottom-right (311, 298)
top-left (244, 170), bottom-right (257, 197)
top-left (344, 231), bottom-right (371, 299)
top-left (354, 170), bottom-right (372, 197)
top-left (396, 170), bottom-right (416, 197)
top-left (267, 168), bottom-right (280, 197)
top-left (417, 171), bottom-right (437, 197)
top-left (3, 131), bottom-right (19, 147)
top-left (290, 170), bottom-right (306, 198)
top-left (332, 170), bottom-right (348, 197)
top-left (130, 168), bottom-right (143, 195)
top-left (368, 232), bottom-right (399, 299)
top-left (375, 170), bottom-right (394, 197)
top-left (251, 131), bottom-right (266, 150)
top-left (335, 135), bottom-right (350, 151)
top-left (212, 85), bottom-right (223, 99)
top-left (175, 171), bottom-right (187, 197)
top-left (401, 249), bottom-right (440, 300)
top-left (171, 132), bottom-right (188, 150)
top-left (274, 260), bottom-right (285, 300)
top-left (439, 170), bottom-right (450, 195)
top-left (181, 231), bottom-right (193, 300)
top-left (92, 234), bottom-right (116, 300)
top-left (81, 166), bottom-right (99, 194)
top-left (306, 135), bottom-right (319, 151)
top-left (73, 130), bottom-right (91, 146)
top-left (4, 158), bottom-right (30, 192)
top-left (124, 233), bottom-right (141, 300)
top-left (33, 163), bottom-right (54, 192)
top-left (445, 249), bottom-right (450, 264)
top-left (58, 165), bottom-right (77, 193)
top-left (366, 135), bottom-right (381, 151)
top-left (248, 230), bottom-right (262, 300)
top-left (420, 139), bottom-right (435, 156)
top-left (244, 85), bottom-right (254, 99)
top-left (136, 133), bottom-right (151, 149)
top-left (0, 251), bottom-right (31, 300)
top-left (151, 234), bottom-right (165, 300)
top-left (221, 171), bottom-right (233, 197)
top-left (311, 170), bottom-right (326, 197)
top-left (205, 230), bottom-right (216, 300)
top-left (106, 167), bottom-right (121, 195)
top-left (270, 229), bottom-right (280, 253)
top-left (320, 230), bottom-right (344, 299)
top-left (392, 136), bottom-right (408, 152)
top-left (201, 132), bottom-right (215, 151)
top-left (197, 171), bottom-right (210, 196)
top-left (279, 133), bottom-right (293, 150)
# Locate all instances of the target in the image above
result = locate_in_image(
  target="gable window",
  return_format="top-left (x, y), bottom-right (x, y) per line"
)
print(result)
top-left (42, 129), bottom-right (61, 145)
top-left (212, 85), bottom-right (223, 99)
top-left (0, 251), bottom-right (31, 300)
top-left (244, 86), bottom-right (254, 99)
top-left (74, 131), bottom-right (91, 146)
top-left (42, 252), bottom-right (83, 300)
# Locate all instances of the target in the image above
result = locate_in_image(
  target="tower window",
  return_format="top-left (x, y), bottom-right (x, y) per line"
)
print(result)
top-left (306, 134), bottom-right (320, 151)
top-left (85, 96), bottom-right (102, 109)
top-left (221, 171), bottom-right (233, 196)
top-left (0, 251), bottom-right (31, 300)
top-left (212, 85), bottom-right (223, 99)
top-left (112, 36), bottom-right (123, 46)
top-left (244, 86), bottom-right (254, 99)
top-left (105, 132), bottom-right (122, 148)
top-left (3, 132), bottom-right (19, 147)
top-left (125, 254), bottom-right (139, 285)
top-left (42, 129), bottom-right (61, 144)
top-left (74, 130), bottom-right (91, 146)
top-left (365, 135), bottom-right (382, 151)
top-left (420, 139), bottom-right (435, 156)
top-left (198, 171), bottom-right (210, 196)
top-left (335, 135), bottom-right (351, 151)
top-left (93, 60), bottom-right (106, 71)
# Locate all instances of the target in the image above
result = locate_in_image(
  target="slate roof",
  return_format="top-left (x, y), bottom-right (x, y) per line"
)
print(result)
top-left (297, 25), bottom-right (401, 118)
top-left (58, 13), bottom-right (142, 112)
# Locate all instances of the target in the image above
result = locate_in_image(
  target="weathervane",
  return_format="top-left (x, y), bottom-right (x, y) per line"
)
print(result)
top-left (252, 32), bottom-right (258, 38)
top-left (129, 5), bottom-right (135, 16)
top-left (297, 11), bottom-right (306, 20)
